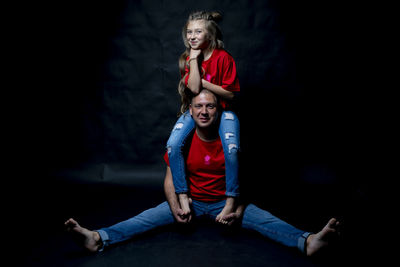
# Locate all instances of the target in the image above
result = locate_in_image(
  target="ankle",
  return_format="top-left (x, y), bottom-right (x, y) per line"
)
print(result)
top-left (93, 231), bottom-right (103, 250)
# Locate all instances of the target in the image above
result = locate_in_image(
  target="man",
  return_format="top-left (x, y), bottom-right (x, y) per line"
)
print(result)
top-left (65, 89), bottom-right (340, 256)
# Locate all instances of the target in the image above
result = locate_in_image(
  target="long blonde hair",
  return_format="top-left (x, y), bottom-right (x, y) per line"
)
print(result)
top-left (178, 11), bottom-right (224, 114)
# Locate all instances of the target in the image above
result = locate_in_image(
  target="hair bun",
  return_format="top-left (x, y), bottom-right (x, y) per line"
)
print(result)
top-left (209, 11), bottom-right (222, 22)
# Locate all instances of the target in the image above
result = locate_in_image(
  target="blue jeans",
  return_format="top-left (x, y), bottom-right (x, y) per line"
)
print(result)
top-left (166, 110), bottom-right (240, 197)
top-left (97, 200), bottom-right (310, 253)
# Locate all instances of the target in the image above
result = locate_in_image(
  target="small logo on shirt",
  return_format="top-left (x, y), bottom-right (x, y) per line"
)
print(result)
top-left (204, 155), bottom-right (211, 165)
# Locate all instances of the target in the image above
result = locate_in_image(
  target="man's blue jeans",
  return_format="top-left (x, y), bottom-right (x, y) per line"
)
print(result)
top-left (97, 200), bottom-right (310, 253)
top-left (166, 110), bottom-right (240, 197)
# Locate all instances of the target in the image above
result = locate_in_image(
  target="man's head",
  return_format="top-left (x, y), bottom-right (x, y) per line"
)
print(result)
top-left (189, 89), bottom-right (220, 130)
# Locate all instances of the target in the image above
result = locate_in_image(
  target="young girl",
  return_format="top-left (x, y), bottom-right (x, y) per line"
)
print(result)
top-left (166, 11), bottom-right (241, 223)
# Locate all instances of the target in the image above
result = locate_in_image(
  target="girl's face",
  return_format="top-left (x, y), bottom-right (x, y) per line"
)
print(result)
top-left (186, 20), bottom-right (209, 50)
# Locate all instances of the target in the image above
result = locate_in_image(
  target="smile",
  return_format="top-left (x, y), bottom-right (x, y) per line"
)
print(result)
top-left (199, 117), bottom-right (209, 122)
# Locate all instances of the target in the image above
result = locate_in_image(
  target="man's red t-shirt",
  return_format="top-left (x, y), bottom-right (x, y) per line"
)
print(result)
top-left (183, 48), bottom-right (240, 109)
top-left (164, 131), bottom-right (226, 202)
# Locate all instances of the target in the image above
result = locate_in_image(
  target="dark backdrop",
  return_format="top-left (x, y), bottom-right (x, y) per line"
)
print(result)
top-left (12, 0), bottom-right (377, 261)
top-left (26, 0), bottom-right (362, 168)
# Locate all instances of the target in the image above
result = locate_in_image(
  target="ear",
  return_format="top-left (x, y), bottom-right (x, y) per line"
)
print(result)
top-left (189, 104), bottom-right (193, 116)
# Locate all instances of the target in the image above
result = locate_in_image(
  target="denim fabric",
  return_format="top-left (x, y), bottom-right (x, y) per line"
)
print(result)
top-left (166, 110), bottom-right (240, 197)
top-left (97, 200), bottom-right (309, 253)
top-left (218, 111), bottom-right (240, 197)
top-left (241, 204), bottom-right (310, 253)
top-left (166, 111), bottom-right (195, 194)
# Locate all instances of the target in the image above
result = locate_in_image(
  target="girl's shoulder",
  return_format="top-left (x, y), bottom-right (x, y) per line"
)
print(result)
top-left (211, 49), bottom-right (235, 61)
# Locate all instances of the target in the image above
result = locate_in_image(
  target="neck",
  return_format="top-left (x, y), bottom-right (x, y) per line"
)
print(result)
top-left (196, 127), bottom-right (219, 142)
top-left (202, 47), bottom-right (214, 61)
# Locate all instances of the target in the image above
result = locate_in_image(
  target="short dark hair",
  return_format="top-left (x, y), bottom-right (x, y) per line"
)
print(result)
top-left (190, 89), bottom-right (221, 112)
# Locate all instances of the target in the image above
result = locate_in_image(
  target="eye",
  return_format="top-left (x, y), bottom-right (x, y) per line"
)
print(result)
top-left (207, 104), bottom-right (215, 109)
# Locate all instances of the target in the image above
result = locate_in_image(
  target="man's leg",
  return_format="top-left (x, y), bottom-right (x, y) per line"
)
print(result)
top-left (66, 201), bottom-right (175, 252)
top-left (241, 204), bottom-right (311, 253)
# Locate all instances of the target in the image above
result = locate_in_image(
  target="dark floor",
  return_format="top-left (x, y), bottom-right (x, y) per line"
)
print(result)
top-left (10, 163), bottom-right (368, 267)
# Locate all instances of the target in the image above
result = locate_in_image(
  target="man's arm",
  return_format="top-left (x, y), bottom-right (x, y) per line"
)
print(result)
top-left (164, 166), bottom-right (192, 223)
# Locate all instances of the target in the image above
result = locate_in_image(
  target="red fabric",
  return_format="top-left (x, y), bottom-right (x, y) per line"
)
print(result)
top-left (183, 49), bottom-right (240, 109)
top-left (164, 131), bottom-right (226, 202)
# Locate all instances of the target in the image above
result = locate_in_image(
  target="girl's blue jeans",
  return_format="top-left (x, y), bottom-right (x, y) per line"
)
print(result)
top-left (166, 110), bottom-right (240, 197)
top-left (97, 200), bottom-right (310, 253)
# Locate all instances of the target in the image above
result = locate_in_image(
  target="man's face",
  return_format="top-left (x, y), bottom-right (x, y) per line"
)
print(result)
top-left (189, 91), bottom-right (219, 129)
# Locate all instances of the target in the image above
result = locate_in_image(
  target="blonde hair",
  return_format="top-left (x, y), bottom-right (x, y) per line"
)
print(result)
top-left (178, 11), bottom-right (224, 114)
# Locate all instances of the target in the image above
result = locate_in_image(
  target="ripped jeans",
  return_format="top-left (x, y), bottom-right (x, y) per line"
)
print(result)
top-left (166, 110), bottom-right (240, 197)
top-left (97, 200), bottom-right (311, 253)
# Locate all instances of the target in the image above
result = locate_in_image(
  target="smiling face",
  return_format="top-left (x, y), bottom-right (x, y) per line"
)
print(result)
top-left (189, 90), bottom-right (219, 129)
top-left (186, 20), bottom-right (210, 50)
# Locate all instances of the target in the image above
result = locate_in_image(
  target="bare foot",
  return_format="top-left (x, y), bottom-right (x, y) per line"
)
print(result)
top-left (216, 197), bottom-right (236, 224)
top-left (65, 218), bottom-right (102, 252)
top-left (216, 206), bottom-right (235, 224)
top-left (306, 218), bottom-right (340, 256)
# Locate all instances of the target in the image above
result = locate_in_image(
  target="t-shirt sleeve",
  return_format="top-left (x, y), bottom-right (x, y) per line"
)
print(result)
top-left (163, 151), bottom-right (170, 166)
top-left (220, 55), bottom-right (240, 92)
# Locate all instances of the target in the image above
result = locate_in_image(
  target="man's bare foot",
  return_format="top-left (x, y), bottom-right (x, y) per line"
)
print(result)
top-left (65, 218), bottom-right (102, 252)
top-left (306, 218), bottom-right (340, 256)
top-left (178, 194), bottom-right (192, 218)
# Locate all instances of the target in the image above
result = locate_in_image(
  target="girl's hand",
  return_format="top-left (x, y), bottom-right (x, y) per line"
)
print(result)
top-left (189, 48), bottom-right (202, 59)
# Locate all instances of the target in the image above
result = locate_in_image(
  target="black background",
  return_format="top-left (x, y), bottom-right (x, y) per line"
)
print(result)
top-left (8, 0), bottom-right (380, 264)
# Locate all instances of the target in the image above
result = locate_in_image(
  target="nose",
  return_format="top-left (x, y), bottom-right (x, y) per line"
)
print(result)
top-left (200, 106), bottom-right (208, 115)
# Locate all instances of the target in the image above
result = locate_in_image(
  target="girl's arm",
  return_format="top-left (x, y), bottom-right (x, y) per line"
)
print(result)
top-left (201, 79), bottom-right (234, 100)
top-left (186, 49), bottom-right (202, 94)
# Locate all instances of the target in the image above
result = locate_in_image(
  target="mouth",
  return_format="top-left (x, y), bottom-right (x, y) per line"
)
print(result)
top-left (199, 117), bottom-right (209, 123)
top-left (190, 41), bottom-right (198, 46)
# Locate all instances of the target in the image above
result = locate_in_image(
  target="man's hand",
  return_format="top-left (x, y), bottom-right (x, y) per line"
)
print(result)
top-left (171, 205), bottom-right (192, 224)
top-left (164, 167), bottom-right (192, 224)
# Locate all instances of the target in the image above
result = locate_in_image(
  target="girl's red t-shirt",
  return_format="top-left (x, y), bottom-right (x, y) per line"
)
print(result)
top-left (183, 48), bottom-right (240, 109)
top-left (164, 131), bottom-right (226, 202)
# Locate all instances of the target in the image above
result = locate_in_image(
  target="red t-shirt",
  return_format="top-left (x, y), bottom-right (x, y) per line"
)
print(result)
top-left (164, 131), bottom-right (226, 202)
top-left (183, 48), bottom-right (240, 109)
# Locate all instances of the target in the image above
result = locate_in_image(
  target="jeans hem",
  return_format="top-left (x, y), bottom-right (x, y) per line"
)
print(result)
top-left (175, 190), bottom-right (189, 194)
top-left (297, 232), bottom-right (311, 253)
top-left (96, 229), bottom-right (109, 252)
top-left (225, 192), bottom-right (240, 197)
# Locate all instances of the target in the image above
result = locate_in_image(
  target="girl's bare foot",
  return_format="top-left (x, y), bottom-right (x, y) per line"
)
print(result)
top-left (65, 218), bottom-right (102, 252)
top-left (216, 197), bottom-right (236, 224)
top-left (306, 218), bottom-right (340, 256)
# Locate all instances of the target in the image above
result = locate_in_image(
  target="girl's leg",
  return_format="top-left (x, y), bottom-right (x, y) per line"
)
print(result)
top-left (166, 111), bottom-right (195, 194)
top-left (241, 204), bottom-right (311, 253)
top-left (218, 111), bottom-right (240, 197)
top-left (97, 201), bottom-right (175, 250)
